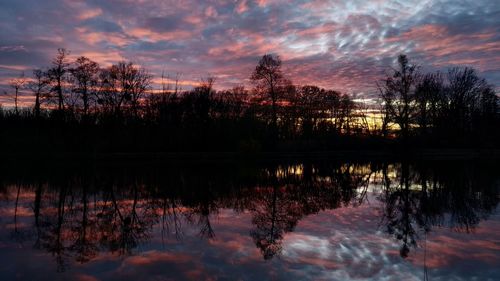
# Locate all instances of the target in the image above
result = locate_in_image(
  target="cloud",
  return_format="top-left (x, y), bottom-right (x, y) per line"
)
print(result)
top-left (143, 16), bottom-right (195, 33)
top-left (80, 18), bottom-right (123, 33)
top-left (0, 0), bottom-right (498, 100)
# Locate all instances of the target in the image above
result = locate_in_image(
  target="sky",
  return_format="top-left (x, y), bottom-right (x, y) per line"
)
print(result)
top-left (0, 0), bottom-right (499, 105)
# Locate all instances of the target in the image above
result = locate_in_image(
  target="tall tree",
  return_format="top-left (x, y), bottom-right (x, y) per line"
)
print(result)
top-left (379, 54), bottom-right (419, 140)
top-left (98, 62), bottom-right (151, 117)
top-left (192, 76), bottom-right (216, 122)
top-left (70, 56), bottom-right (99, 116)
top-left (47, 48), bottom-right (71, 111)
top-left (28, 69), bottom-right (49, 118)
top-left (294, 85), bottom-right (326, 137)
top-left (446, 67), bottom-right (490, 135)
top-left (251, 54), bottom-right (286, 138)
top-left (8, 72), bottom-right (26, 115)
top-left (415, 72), bottom-right (444, 135)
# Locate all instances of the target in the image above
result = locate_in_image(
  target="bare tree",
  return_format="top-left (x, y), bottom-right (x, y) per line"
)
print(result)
top-left (251, 54), bottom-right (286, 137)
top-left (294, 85), bottom-right (326, 137)
top-left (47, 48), bottom-right (71, 111)
top-left (98, 62), bottom-right (151, 117)
top-left (97, 66), bottom-right (120, 114)
top-left (185, 76), bottom-right (216, 122)
top-left (70, 56), bottom-right (99, 116)
top-left (446, 67), bottom-right (489, 134)
top-left (159, 71), bottom-right (182, 96)
top-left (322, 90), bottom-right (342, 132)
top-left (379, 54), bottom-right (419, 140)
top-left (28, 69), bottom-right (49, 118)
top-left (8, 72), bottom-right (27, 115)
top-left (415, 72), bottom-right (444, 135)
top-left (126, 63), bottom-right (152, 117)
top-left (338, 94), bottom-right (356, 135)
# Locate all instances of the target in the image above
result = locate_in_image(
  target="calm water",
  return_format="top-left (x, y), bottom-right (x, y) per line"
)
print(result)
top-left (0, 160), bottom-right (498, 280)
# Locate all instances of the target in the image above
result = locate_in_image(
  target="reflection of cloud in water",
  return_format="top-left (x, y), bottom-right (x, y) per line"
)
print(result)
top-left (280, 205), bottom-right (500, 281)
top-left (0, 196), bottom-right (498, 280)
top-left (281, 207), bottom-right (416, 280)
top-left (0, 161), bottom-right (498, 280)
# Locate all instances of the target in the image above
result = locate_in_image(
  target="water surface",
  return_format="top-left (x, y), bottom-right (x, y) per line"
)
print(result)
top-left (0, 160), bottom-right (498, 280)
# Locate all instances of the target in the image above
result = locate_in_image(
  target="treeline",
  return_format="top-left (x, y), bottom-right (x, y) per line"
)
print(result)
top-left (379, 55), bottom-right (499, 146)
top-left (0, 50), bottom-right (498, 154)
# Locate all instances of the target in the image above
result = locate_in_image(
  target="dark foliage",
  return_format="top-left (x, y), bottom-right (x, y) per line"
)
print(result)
top-left (0, 52), bottom-right (498, 155)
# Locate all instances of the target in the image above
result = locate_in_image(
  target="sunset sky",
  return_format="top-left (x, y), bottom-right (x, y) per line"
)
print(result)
top-left (0, 0), bottom-right (499, 105)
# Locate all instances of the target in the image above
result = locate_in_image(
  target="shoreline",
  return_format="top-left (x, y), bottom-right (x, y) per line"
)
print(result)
top-left (2, 148), bottom-right (500, 163)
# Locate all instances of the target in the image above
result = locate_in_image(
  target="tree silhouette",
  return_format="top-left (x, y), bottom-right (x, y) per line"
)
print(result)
top-left (251, 54), bottom-right (287, 140)
top-left (70, 56), bottom-right (99, 117)
top-left (0, 50), bottom-right (497, 154)
top-left (47, 48), bottom-right (71, 111)
top-left (414, 72), bottom-right (444, 136)
top-left (379, 54), bottom-right (419, 141)
top-left (28, 69), bottom-right (49, 118)
top-left (97, 61), bottom-right (151, 117)
top-left (8, 72), bottom-right (26, 115)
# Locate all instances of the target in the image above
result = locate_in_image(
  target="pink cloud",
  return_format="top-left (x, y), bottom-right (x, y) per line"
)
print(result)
top-left (235, 0), bottom-right (249, 14)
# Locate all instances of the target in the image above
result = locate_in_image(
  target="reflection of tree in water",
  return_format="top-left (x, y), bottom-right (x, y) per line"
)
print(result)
top-left (21, 175), bottom-right (161, 271)
top-left (378, 161), bottom-right (499, 258)
top-left (98, 181), bottom-right (158, 255)
top-left (0, 160), bottom-right (497, 266)
top-left (40, 185), bottom-right (69, 272)
top-left (185, 192), bottom-right (219, 239)
top-left (249, 183), bottom-right (303, 260)
top-left (68, 182), bottom-right (98, 263)
top-left (379, 162), bottom-right (420, 257)
top-left (248, 163), bottom-right (373, 259)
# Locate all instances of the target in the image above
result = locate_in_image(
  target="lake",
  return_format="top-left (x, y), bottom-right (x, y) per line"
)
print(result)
top-left (0, 159), bottom-right (498, 280)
